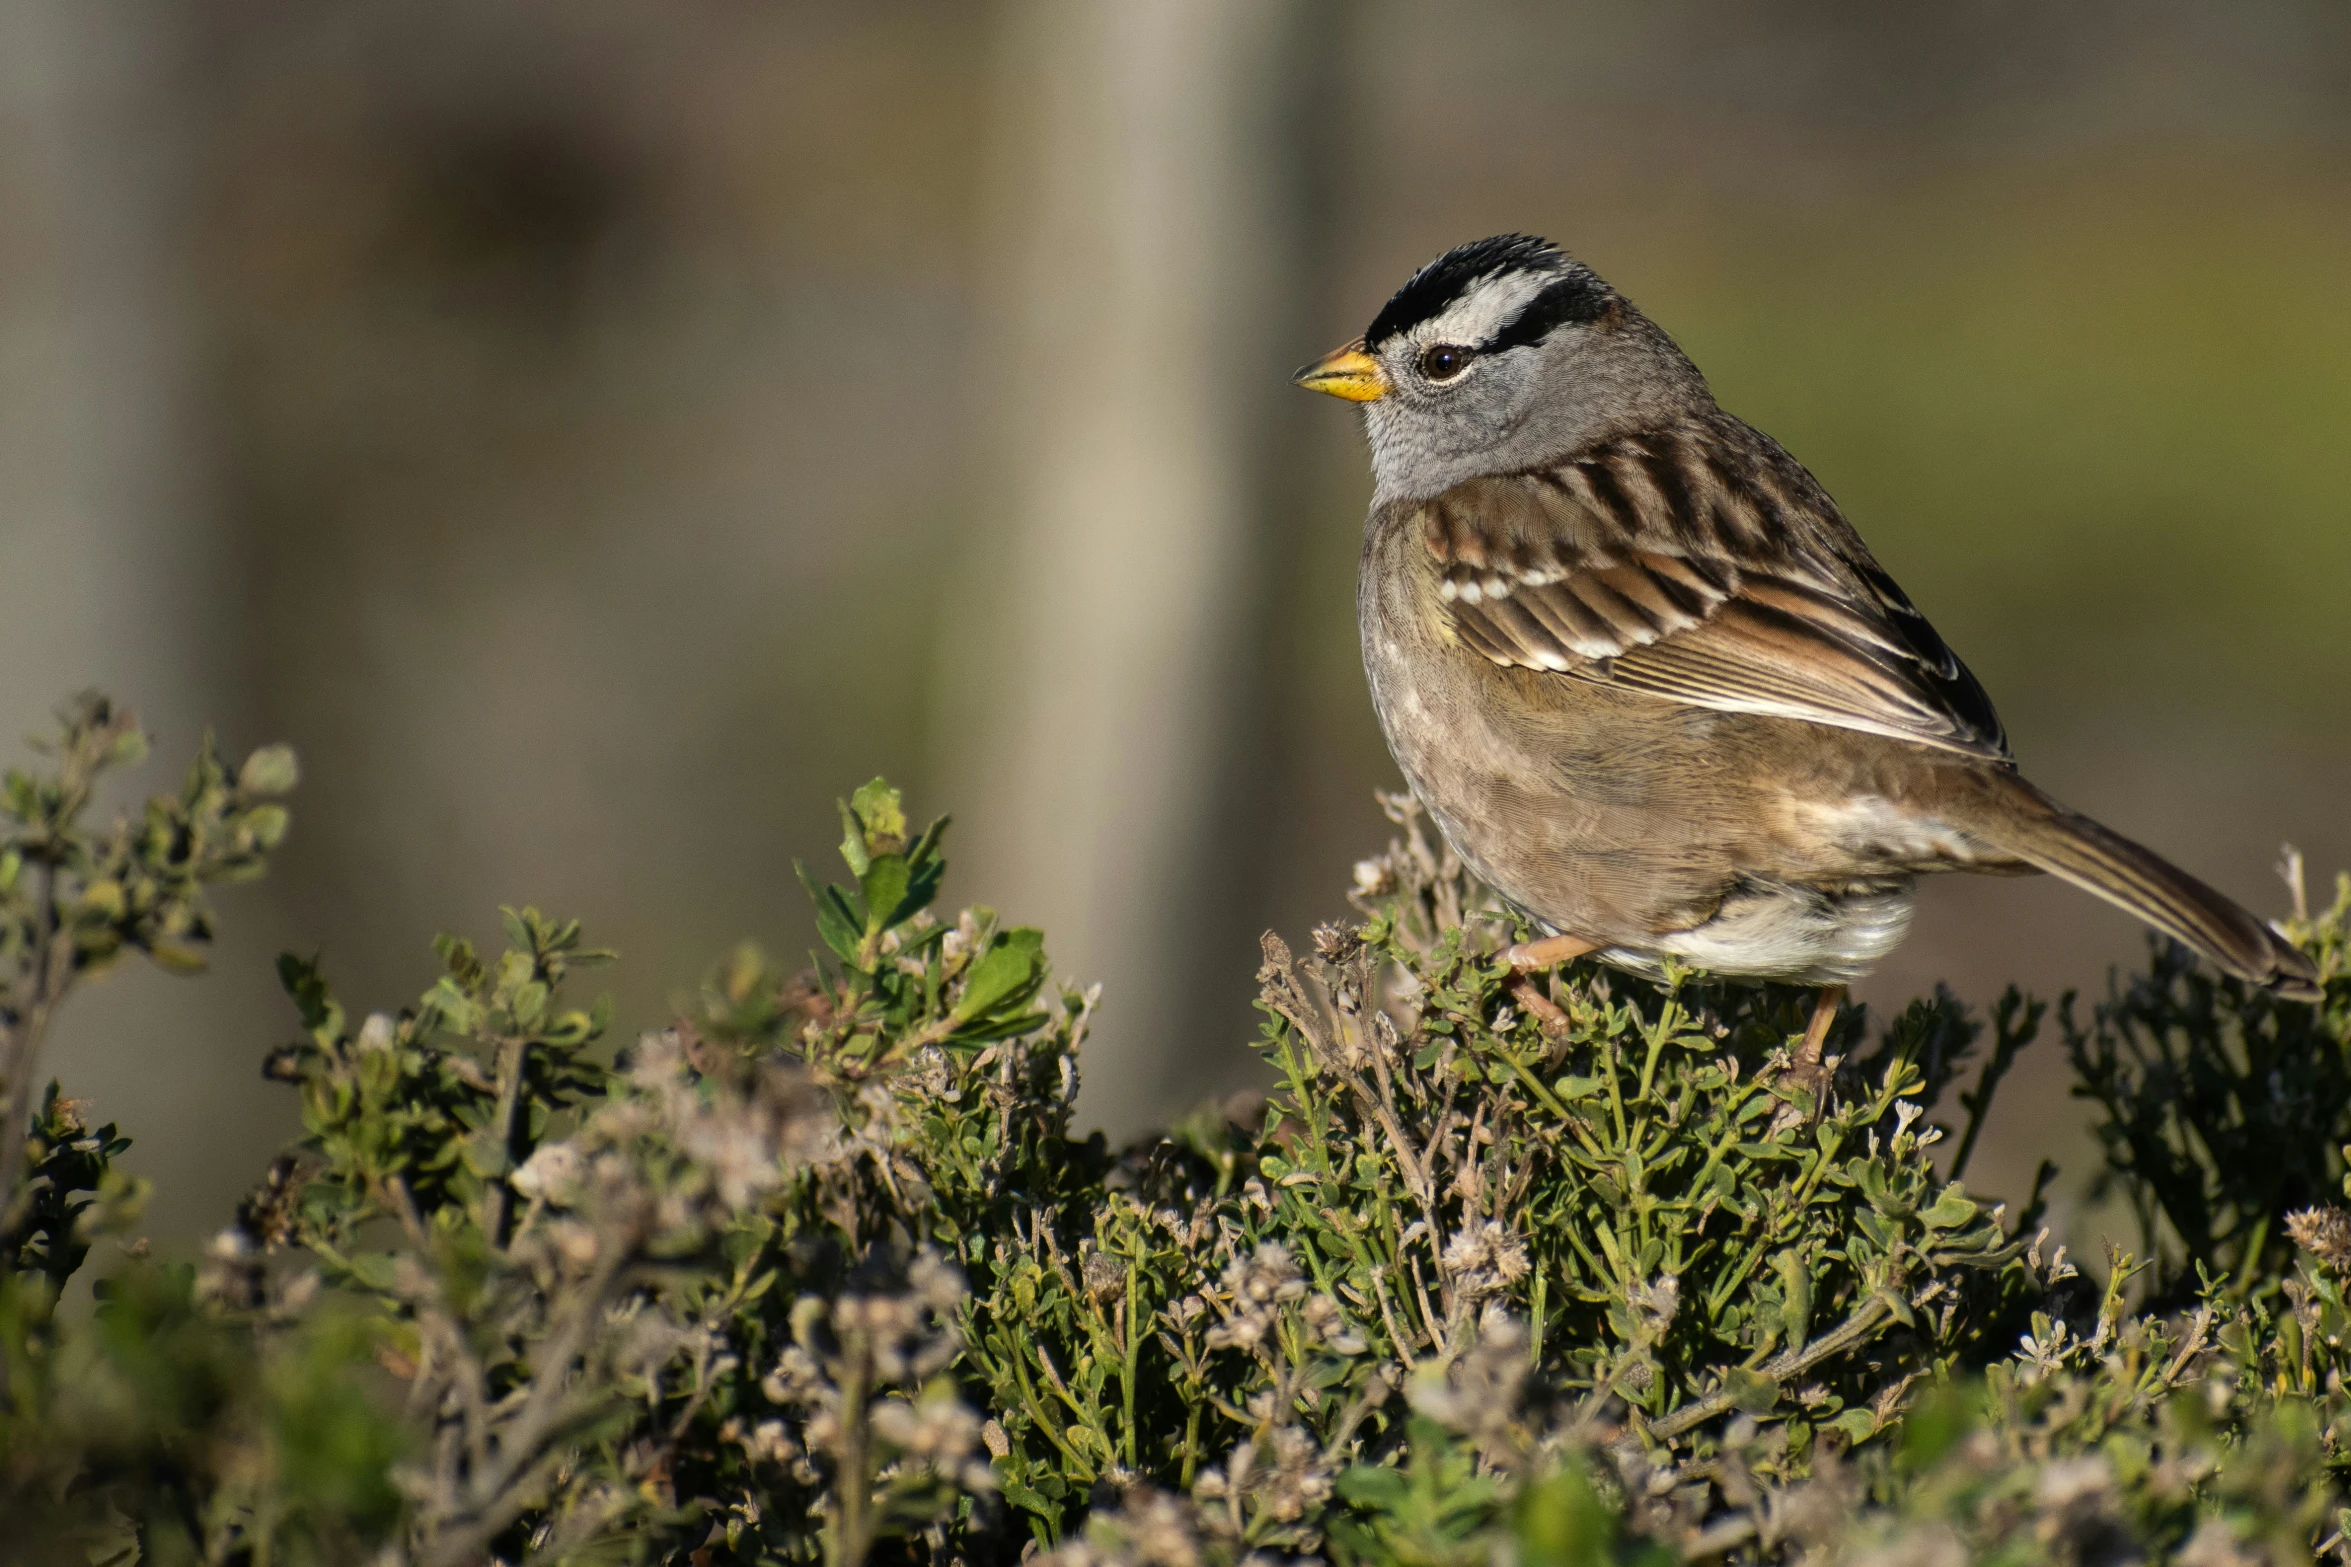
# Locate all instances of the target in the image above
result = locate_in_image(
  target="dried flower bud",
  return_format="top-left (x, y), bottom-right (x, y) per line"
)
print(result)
top-left (547, 1219), bottom-right (600, 1269)
top-left (871, 1388), bottom-right (984, 1468)
top-left (908, 1250), bottom-right (971, 1315)
top-left (512, 1141), bottom-right (586, 1203)
top-left (738, 1419), bottom-right (799, 1466)
top-left (1083, 1253), bottom-right (1126, 1302)
top-left (1311, 922), bottom-right (1363, 963)
top-left (1108, 1487), bottom-right (1201, 1567)
top-left (234, 1154), bottom-right (306, 1251)
top-left (2287, 1206), bottom-right (2351, 1272)
top-left (1440, 1220), bottom-right (1532, 1302)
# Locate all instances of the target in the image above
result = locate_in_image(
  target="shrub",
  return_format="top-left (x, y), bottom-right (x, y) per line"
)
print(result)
top-left (1, 695), bottom-right (2347, 1565)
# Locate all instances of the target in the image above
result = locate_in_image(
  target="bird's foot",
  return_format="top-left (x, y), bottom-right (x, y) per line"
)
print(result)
top-left (1508, 977), bottom-right (1571, 1036)
top-left (1769, 985), bottom-right (1847, 1134)
top-left (1793, 984), bottom-right (1846, 1073)
top-left (1502, 933), bottom-right (1596, 973)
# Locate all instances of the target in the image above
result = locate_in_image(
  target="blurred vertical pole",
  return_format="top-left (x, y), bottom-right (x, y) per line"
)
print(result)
top-left (0, 2), bottom-right (285, 1246)
top-left (953, 0), bottom-right (1312, 1136)
top-left (0, 1), bottom-right (214, 733)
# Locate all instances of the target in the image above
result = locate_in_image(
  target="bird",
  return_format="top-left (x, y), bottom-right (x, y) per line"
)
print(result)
top-left (1295, 233), bottom-right (2322, 1074)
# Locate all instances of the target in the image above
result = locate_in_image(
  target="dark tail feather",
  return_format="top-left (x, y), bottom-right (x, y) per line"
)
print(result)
top-left (1948, 772), bottom-right (2322, 1001)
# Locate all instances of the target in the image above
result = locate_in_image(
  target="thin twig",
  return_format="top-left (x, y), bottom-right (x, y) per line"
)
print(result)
top-left (482, 1034), bottom-right (531, 1247)
top-left (1648, 1297), bottom-right (1892, 1440)
top-left (0, 862), bottom-right (65, 1229)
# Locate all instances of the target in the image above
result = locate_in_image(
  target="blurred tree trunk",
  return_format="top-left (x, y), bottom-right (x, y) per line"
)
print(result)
top-left (0, 1), bottom-right (298, 1245)
top-left (0, 1), bottom-right (216, 721)
top-left (951, 0), bottom-right (1316, 1137)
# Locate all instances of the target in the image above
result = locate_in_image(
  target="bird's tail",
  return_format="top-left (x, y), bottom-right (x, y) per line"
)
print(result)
top-left (1944, 770), bottom-right (2322, 1001)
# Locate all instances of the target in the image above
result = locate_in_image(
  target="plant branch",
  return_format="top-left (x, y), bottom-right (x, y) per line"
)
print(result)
top-left (1647, 1296), bottom-right (1893, 1441)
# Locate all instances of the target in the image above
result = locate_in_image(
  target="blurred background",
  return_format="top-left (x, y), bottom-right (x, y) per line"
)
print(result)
top-left (4, 0), bottom-right (2347, 1251)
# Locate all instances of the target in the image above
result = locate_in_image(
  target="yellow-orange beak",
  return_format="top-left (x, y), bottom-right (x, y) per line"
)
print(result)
top-left (1293, 340), bottom-right (1390, 402)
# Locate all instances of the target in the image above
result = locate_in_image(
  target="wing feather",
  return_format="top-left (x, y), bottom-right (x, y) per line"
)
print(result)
top-left (1428, 422), bottom-right (2010, 760)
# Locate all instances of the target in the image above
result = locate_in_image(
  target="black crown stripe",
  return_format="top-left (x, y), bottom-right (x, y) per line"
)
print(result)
top-left (1365, 233), bottom-right (1569, 347)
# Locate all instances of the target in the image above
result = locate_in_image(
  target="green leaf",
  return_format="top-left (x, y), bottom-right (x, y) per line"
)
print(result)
top-left (840, 777), bottom-right (909, 875)
top-left (461, 1134), bottom-right (509, 1178)
top-left (1920, 1186), bottom-right (1979, 1233)
top-left (426, 976), bottom-right (482, 1036)
top-left (1775, 1250), bottom-right (1813, 1353)
top-left (277, 951), bottom-right (344, 1039)
top-left (1897, 1383), bottom-right (1976, 1472)
top-left (1825, 1408), bottom-right (1879, 1445)
top-left (952, 929), bottom-right (1046, 1023)
top-left (850, 777), bottom-right (907, 845)
top-left (716, 943), bottom-right (770, 1005)
top-left (796, 861), bottom-right (863, 963)
top-left (994, 1467), bottom-right (1056, 1519)
top-left (238, 743), bottom-right (300, 795)
top-left (347, 1252), bottom-right (402, 1292)
top-left (837, 799), bottom-right (872, 877)
top-left (1335, 1463), bottom-right (1409, 1508)
top-left (148, 940), bottom-right (208, 975)
top-left (1514, 1465), bottom-right (1619, 1567)
top-left (243, 803), bottom-right (290, 849)
top-left (861, 853), bottom-right (913, 935)
top-left (1722, 1366), bottom-right (1780, 1415)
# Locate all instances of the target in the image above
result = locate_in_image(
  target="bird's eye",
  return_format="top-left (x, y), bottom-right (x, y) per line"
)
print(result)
top-left (1418, 344), bottom-right (1472, 382)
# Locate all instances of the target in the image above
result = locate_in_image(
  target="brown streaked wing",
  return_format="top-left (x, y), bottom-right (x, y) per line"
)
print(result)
top-left (1428, 432), bottom-right (2011, 760)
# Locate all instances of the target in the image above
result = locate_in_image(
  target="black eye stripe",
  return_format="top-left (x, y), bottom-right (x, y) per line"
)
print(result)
top-left (1479, 270), bottom-right (1613, 354)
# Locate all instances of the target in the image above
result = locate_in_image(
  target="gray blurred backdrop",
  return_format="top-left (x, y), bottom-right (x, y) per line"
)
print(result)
top-left (4, 0), bottom-right (2347, 1251)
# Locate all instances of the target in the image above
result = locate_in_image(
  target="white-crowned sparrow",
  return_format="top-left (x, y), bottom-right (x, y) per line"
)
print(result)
top-left (1298, 234), bottom-right (2320, 1064)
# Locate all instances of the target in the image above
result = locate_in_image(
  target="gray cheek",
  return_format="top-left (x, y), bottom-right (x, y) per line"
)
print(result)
top-left (1368, 416), bottom-right (1490, 506)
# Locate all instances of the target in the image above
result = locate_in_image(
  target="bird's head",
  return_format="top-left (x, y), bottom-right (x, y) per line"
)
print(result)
top-left (1296, 234), bottom-right (1710, 504)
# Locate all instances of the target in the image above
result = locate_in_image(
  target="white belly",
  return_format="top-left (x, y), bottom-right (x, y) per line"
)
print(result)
top-left (1593, 876), bottom-right (1919, 987)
